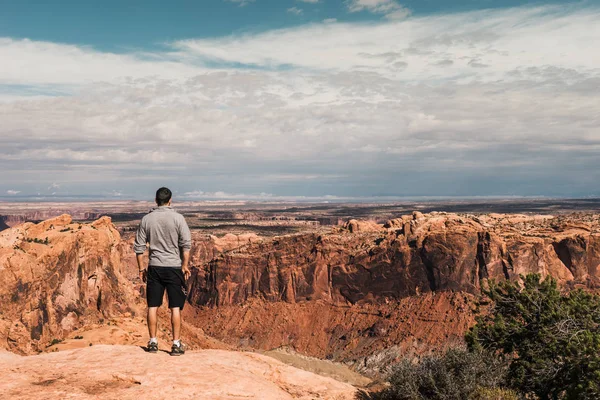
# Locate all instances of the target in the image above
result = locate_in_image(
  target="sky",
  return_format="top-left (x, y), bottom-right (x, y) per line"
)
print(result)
top-left (1, 0), bottom-right (599, 200)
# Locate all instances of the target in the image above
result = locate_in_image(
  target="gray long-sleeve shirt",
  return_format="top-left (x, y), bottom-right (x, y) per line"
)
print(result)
top-left (133, 206), bottom-right (192, 267)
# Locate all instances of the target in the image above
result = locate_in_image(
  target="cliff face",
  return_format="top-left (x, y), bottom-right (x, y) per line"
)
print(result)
top-left (0, 215), bottom-right (140, 354)
top-left (186, 292), bottom-right (476, 372)
top-left (183, 212), bottom-right (600, 369)
top-left (0, 212), bottom-right (102, 231)
top-left (4, 212), bottom-right (599, 369)
top-left (188, 213), bottom-right (600, 308)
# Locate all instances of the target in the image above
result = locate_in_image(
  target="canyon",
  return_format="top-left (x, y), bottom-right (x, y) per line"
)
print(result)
top-left (180, 212), bottom-right (600, 374)
top-left (2, 208), bottom-right (599, 382)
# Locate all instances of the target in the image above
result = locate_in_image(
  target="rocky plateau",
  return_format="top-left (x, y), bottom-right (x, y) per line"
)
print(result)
top-left (2, 211), bottom-right (599, 381)
top-left (0, 345), bottom-right (355, 399)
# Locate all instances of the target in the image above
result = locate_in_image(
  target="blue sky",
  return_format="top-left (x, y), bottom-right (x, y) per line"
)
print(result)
top-left (0, 0), bottom-right (599, 200)
top-left (0, 0), bottom-right (587, 51)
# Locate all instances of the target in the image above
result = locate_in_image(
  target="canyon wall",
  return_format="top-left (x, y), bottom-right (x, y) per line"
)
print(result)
top-left (3, 211), bottom-right (599, 372)
top-left (0, 212), bottom-right (102, 231)
top-left (182, 212), bottom-right (600, 371)
top-left (187, 212), bottom-right (600, 307)
top-left (0, 215), bottom-right (140, 354)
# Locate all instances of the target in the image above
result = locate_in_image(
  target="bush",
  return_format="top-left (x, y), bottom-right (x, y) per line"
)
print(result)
top-left (466, 274), bottom-right (600, 400)
top-left (469, 387), bottom-right (520, 400)
top-left (358, 348), bottom-right (510, 400)
top-left (25, 237), bottom-right (48, 244)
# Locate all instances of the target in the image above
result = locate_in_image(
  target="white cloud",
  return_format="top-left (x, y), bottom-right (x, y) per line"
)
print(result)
top-left (0, 5), bottom-right (599, 197)
top-left (346, 0), bottom-right (410, 19)
top-left (287, 7), bottom-right (304, 15)
top-left (225, 0), bottom-right (255, 6)
top-left (172, 6), bottom-right (600, 81)
top-left (298, 0), bottom-right (319, 3)
top-left (181, 190), bottom-right (346, 201)
top-left (384, 8), bottom-right (410, 20)
top-left (6, 190), bottom-right (20, 195)
top-left (0, 38), bottom-right (201, 86)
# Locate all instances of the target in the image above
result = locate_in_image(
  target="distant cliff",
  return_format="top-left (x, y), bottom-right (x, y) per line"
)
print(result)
top-left (187, 212), bottom-right (600, 307)
top-left (0, 212), bottom-right (102, 231)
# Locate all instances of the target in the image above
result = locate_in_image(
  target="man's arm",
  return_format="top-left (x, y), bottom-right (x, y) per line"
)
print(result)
top-left (136, 253), bottom-right (147, 282)
top-left (181, 250), bottom-right (191, 280)
top-left (133, 219), bottom-right (148, 282)
top-left (178, 215), bottom-right (192, 280)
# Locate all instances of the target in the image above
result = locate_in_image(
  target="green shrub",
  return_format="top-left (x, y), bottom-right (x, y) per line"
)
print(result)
top-left (470, 387), bottom-right (520, 400)
top-left (24, 237), bottom-right (50, 245)
top-left (467, 274), bottom-right (600, 400)
top-left (358, 348), bottom-right (510, 400)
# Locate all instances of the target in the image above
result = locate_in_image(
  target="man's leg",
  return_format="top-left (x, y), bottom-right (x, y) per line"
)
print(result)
top-left (170, 307), bottom-right (181, 341)
top-left (165, 268), bottom-right (186, 343)
top-left (165, 268), bottom-right (186, 355)
top-left (148, 306), bottom-right (159, 339)
top-left (146, 266), bottom-right (164, 349)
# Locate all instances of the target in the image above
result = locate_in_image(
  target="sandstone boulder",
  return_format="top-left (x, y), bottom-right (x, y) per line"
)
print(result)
top-left (342, 219), bottom-right (382, 233)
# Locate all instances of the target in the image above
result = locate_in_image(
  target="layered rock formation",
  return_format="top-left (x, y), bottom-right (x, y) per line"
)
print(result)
top-left (118, 231), bottom-right (262, 281)
top-left (183, 212), bottom-right (600, 370)
top-left (0, 215), bottom-right (140, 354)
top-left (0, 216), bottom-right (224, 355)
top-left (0, 212), bottom-right (102, 231)
top-left (188, 212), bottom-right (600, 307)
top-left (4, 211), bottom-right (600, 376)
top-left (186, 292), bottom-right (476, 376)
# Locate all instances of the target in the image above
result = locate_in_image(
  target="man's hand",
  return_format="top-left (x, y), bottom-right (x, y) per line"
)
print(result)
top-left (139, 269), bottom-right (147, 283)
top-left (136, 253), bottom-right (147, 283)
top-left (181, 250), bottom-right (191, 281)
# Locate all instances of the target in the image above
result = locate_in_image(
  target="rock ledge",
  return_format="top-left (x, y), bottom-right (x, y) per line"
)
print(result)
top-left (0, 345), bottom-right (355, 400)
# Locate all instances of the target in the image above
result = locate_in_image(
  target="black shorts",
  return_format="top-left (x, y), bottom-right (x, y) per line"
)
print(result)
top-left (146, 266), bottom-right (187, 309)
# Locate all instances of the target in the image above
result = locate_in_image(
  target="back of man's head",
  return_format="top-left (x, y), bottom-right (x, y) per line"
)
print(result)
top-left (155, 187), bottom-right (172, 206)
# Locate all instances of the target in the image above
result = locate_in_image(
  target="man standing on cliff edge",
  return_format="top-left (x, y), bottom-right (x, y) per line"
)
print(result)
top-left (133, 187), bottom-right (191, 356)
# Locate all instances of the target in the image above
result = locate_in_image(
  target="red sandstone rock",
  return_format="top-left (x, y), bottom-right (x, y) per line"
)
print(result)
top-left (0, 345), bottom-right (356, 399)
top-left (181, 212), bottom-right (600, 370)
top-left (0, 216), bottom-right (140, 354)
top-left (342, 219), bottom-right (382, 233)
top-left (4, 212), bottom-right (600, 376)
top-left (0, 212), bottom-right (103, 231)
top-left (186, 292), bottom-right (476, 375)
top-left (187, 213), bottom-right (600, 308)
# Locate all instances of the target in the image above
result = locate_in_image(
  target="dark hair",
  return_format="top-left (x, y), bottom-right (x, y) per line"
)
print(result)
top-left (155, 187), bottom-right (172, 206)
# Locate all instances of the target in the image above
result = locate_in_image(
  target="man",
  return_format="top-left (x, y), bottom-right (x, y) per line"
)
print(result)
top-left (133, 187), bottom-right (192, 356)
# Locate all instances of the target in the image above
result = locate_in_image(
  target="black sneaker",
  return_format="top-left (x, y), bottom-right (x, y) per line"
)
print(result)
top-left (147, 341), bottom-right (158, 353)
top-left (170, 342), bottom-right (186, 356)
